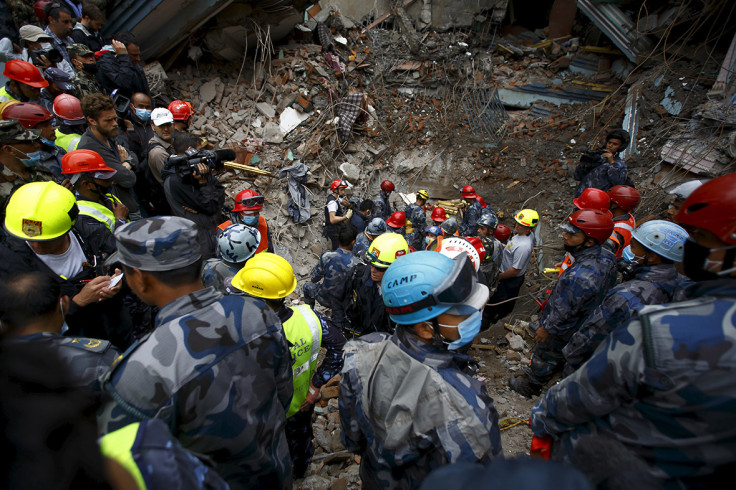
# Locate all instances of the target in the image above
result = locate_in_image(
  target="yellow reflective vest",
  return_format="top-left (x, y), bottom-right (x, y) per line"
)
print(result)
top-left (283, 304), bottom-right (322, 418)
top-left (55, 128), bottom-right (82, 152)
top-left (0, 86), bottom-right (18, 103)
top-left (77, 194), bottom-right (123, 232)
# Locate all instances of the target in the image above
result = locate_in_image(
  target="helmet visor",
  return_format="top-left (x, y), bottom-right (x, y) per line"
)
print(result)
top-left (238, 196), bottom-right (264, 208)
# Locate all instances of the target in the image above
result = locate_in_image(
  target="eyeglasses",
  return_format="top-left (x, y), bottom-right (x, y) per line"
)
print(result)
top-left (238, 196), bottom-right (264, 207)
top-left (384, 254), bottom-right (477, 315)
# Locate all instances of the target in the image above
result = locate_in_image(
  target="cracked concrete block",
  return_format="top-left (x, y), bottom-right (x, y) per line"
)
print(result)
top-left (199, 79), bottom-right (218, 107)
top-left (263, 122), bottom-right (283, 144)
top-left (256, 102), bottom-right (276, 119)
top-left (339, 162), bottom-right (361, 184)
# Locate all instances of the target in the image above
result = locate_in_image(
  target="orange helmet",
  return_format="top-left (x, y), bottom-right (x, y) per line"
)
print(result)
top-left (52, 94), bottom-right (85, 124)
top-left (232, 189), bottom-right (264, 212)
top-left (1, 102), bottom-right (53, 129)
top-left (61, 150), bottom-right (117, 182)
top-left (3, 60), bottom-right (48, 88)
top-left (430, 206), bottom-right (447, 222)
top-left (386, 211), bottom-right (406, 228)
top-left (167, 100), bottom-right (194, 121)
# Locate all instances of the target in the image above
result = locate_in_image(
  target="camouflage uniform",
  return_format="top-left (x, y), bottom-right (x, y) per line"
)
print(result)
top-left (372, 191), bottom-right (392, 221)
top-left (200, 258), bottom-right (240, 293)
top-left (342, 263), bottom-right (394, 337)
top-left (531, 280), bottom-right (736, 485)
top-left (303, 247), bottom-right (360, 313)
top-left (352, 231), bottom-right (371, 259)
top-left (405, 202), bottom-right (428, 250)
top-left (339, 328), bottom-right (502, 489)
top-left (9, 332), bottom-right (119, 398)
top-left (562, 264), bottom-right (689, 373)
top-left (574, 153), bottom-right (627, 198)
top-left (73, 69), bottom-right (103, 99)
top-left (525, 245), bottom-right (617, 386)
top-left (99, 217), bottom-right (294, 490)
top-left (459, 200), bottom-right (483, 236)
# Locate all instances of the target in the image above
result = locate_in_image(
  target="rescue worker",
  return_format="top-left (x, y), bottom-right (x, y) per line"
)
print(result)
top-left (146, 107), bottom-right (174, 186)
top-left (0, 270), bottom-right (120, 398)
top-left (304, 224), bottom-right (360, 329)
top-left (0, 119), bottom-right (56, 213)
top-left (563, 220), bottom-right (690, 374)
top-left (604, 185), bottom-right (641, 257)
top-left (353, 217), bottom-right (386, 258)
top-left (665, 179), bottom-right (705, 219)
top-left (494, 223), bottom-right (511, 244)
top-left (2, 101), bottom-right (63, 176)
top-left (1, 59), bottom-right (48, 104)
top-left (0, 182), bottom-right (132, 349)
top-left (386, 210), bottom-right (406, 237)
top-left (98, 216), bottom-right (293, 490)
top-left (61, 149), bottom-right (127, 254)
top-left (350, 199), bottom-right (373, 234)
top-left (459, 185), bottom-right (482, 236)
top-left (53, 93), bottom-right (85, 152)
top-left (342, 233), bottom-right (409, 337)
top-left (424, 225), bottom-right (443, 250)
top-left (372, 179), bottom-right (394, 220)
top-left (68, 43), bottom-right (102, 99)
top-left (509, 209), bottom-right (617, 397)
top-left (39, 67), bottom-right (75, 112)
top-left (475, 213), bottom-right (503, 326)
top-left (230, 252), bottom-right (346, 479)
top-left (440, 216), bottom-right (459, 237)
top-left (218, 188), bottom-right (274, 254)
top-left (168, 100), bottom-right (195, 133)
top-left (430, 206), bottom-right (447, 226)
top-left (201, 223), bottom-right (260, 292)
top-left (485, 209), bottom-right (538, 325)
top-left (574, 129), bottom-right (631, 197)
top-left (405, 189), bottom-right (430, 250)
top-left (323, 178), bottom-right (352, 251)
top-left (339, 251), bottom-right (502, 489)
top-left (42, 3), bottom-right (75, 77)
top-left (531, 173), bottom-right (736, 487)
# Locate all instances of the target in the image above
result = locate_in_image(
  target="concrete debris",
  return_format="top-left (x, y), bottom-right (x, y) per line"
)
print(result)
top-left (660, 86), bottom-right (683, 116)
top-left (263, 122), bottom-right (284, 144)
top-left (199, 79), bottom-right (219, 108)
top-left (256, 102), bottom-right (276, 119)
top-left (339, 162), bottom-right (361, 184)
top-left (280, 107), bottom-right (312, 135)
top-left (506, 333), bottom-right (525, 352)
top-left (577, 0), bottom-right (652, 63)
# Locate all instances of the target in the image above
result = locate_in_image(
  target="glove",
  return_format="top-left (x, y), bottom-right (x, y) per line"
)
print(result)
top-left (530, 434), bottom-right (553, 460)
top-left (344, 209), bottom-right (353, 220)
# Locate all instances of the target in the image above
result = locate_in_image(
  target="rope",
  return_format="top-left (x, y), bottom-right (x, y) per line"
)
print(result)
top-left (499, 416), bottom-right (530, 431)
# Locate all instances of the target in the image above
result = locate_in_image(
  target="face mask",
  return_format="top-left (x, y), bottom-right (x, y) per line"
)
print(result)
top-left (134, 107), bottom-right (151, 122)
top-left (82, 62), bottom-right (98, 74)
top-left (16, 148), bottom-right (41, 167)
top-left (622, 245), bottom-right (646, 265)
top-left (422, 236), bottom-right (431, 248)
top-left (240, 215), bottom-right (259, 226)
top-left (683, 239), bottom-right (736, 281)
top-left (41, 42), bottom-right (53, 50)
top-left (441, 309), bottom-right (482, 351)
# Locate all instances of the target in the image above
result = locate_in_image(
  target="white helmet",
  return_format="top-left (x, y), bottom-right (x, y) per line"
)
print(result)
top-left (669, 180), bottom-right (707, 201)
top-left (439, 236), bottom-right (481, 272)
top-left (218, 224), bottom-right (261, 264)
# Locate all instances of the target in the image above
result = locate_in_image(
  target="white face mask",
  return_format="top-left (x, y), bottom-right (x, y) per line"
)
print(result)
top-left (40, 42), bottom-right (53, 50)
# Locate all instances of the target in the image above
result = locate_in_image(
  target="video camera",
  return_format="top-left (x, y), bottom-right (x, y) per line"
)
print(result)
top-left (29, 47), bottom-right (63, 66)
top-left (579, 147), bottom-right (606, 165)
top-left (166, 148), bottom-right (236, 177)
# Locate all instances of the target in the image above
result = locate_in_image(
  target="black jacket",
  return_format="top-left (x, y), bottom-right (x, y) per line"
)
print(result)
top-left (95, 50), bottom-right (149, 98)
top-left (342, 263), bottom-right (395, 337)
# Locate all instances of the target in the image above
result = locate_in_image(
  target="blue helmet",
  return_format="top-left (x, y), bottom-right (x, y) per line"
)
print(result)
top-left (478, 212), bottom-right (499, 230)
top-left (381, 251), bottom-right (488, 325)
top-left (366, 217), bottom-right (388, 236)
top-left (218, 224), bottom-right (261, 264)
top-left (630, 220), bottom-right (688, 262)
top-left (425, 225), bottom-right (443, 237)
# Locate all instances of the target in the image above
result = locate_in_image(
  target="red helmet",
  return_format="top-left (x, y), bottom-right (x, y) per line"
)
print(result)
top-left (3, 60), bottom-right (49, 88)
top-left (573, 188), bottom-right (611, 213)
top-left (52, 94), bottom-right (85, 124)
top-left (608, 185), bottom-right (641, 211)
top-left (330, 179), bottom-right (348, 192)
top-left (167, 100), bottom-right (194, 121)
top-left (34, 0), bottom-right (53, 22)
top-left (1, 102), bottom-right (53, 129)
top-left (61, 149), bottom-right (116, 175)
top-left (430, 206), bottom-right (447, 222)
top-left (386, 211), bottom-right (406, 228)
top-left (568, 209), bottom-right (614, 244)
top-left (381, 180), bottom-right (395, 193)
top-left (461, 185), bottom-right (479, 199)
top-left (232, 189), bottom-right (264, 212)
top-left (494, 223), bottom-right (511, 242)
top-left (465, 236), bottom-right (486, 263)
top-left (675, 173), bottom-right (736, 245)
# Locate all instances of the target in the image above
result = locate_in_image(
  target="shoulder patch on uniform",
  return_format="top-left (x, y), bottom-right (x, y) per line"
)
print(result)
top-left (64, 337), bottom-right (112, 353)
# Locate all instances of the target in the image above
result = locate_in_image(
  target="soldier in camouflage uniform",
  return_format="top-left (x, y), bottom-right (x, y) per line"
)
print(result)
top-left (372, 180), bottom-right (394, 221)
top-left (304, 224), bottom-right (359, 328)
top-left (353, 217), bottom-right (386, 259)
top-left (531, 173), bottom-right (736, 486)
top-left (0, 270), bottom-right (119, 399)
top-left (510, 209), bottom-right (617, 397)
top-left (459, 185), bottom-right (483, 236)
top-left (340, 252), bottom-right (501, 488)
top-left (201, 223), bottom-right (260, 293)
top-left (404, 189), bottom-right (429, 250)
top-left (98, 216), bottom-right (293, 490)
top-left (562, 220), bottom-right (691, 374)
top-left (68, 43), bottom-right (102, 98)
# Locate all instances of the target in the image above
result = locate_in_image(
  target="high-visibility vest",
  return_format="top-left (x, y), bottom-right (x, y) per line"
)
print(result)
top-left (217, 216), bottom-right (270, 253)
top-left (0, 86), bottom-right (18, 103)
top-left (558, 252), bottom-right (575, 276)
top-left (77, 195), bottom-right (123, 232)
top-left (55, 129), bottom-right (82, 152)
top-left (283, 304), bottom-right (322, 418)
top-left (608, 214), bottom-right (636, 257)
top-left (99, 423), bottom-right (147, 490)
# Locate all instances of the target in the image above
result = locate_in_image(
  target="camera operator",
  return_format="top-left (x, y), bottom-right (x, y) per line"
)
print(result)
top-left (162, 132), bottom-right (226, 259)
top-left (574, 129), bottom-right (631, 198)
top-left (0, 25), bottom-right (64, 73)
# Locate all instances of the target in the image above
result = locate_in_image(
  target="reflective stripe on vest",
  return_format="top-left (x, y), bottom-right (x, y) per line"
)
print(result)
top-left (55, 129), bottom-right (82, 152)
top-left (0, 86), bottom-right (18, 103)
top-left (255, 216), bottom-right (269, 253)
top-left (608, 215), bottom-right (636, 257)
top-left (99, 423), bottom-right (147, 490)
top-left (558, 252), bottom-right (575, 276)
top-left (78, 198), bottom-right (116, 232)
top-left (283, 304), bottom-right (323, 418)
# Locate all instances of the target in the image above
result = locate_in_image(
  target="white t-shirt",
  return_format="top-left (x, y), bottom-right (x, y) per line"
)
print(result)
top-left (326, 199), bottom-right (339, 214)
top-left (31, 233), bottom-right (87, 279)
top-left (500, 233), bottom-right (534, 277)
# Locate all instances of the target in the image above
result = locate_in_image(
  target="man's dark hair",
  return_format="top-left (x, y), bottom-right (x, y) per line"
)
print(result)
top-left (124, 258), bottom-right (203, 288)
top-left (113, 31), bottom-right (139, 48)
top-left (265, 297), bottom-right (286, 310)
top-left (81, 3), bottom-right (105, 22)
top-left (0, 272), bottom-right (60, 332)
top-left (173, 132), bottom-right (198, 155)
top-left (81, 93), bottom-right (114, 120)
top-left (359, 199), bottom-right (374, 212)
top-left (338, 223), bottom-right (358, 247)
top-left (45, 3), bottom-right (73, 21)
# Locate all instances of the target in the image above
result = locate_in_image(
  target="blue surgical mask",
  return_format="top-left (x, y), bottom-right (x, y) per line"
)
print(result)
top-left (18, 150), bottom-right (42, 167)
top-left (622, 245), bottom-right (645, 265)
top-left (40, 137), bottom-right (55, 147)
top-left (240, 215), bottom-right (259, 226)
top-left (134, 108), bottom-right (152, 122)
top-left (439, 309), bottom-right (482, 351)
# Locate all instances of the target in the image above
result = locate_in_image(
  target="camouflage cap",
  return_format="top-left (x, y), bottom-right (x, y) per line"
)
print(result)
top-left (67, 43), bottom-right (94, 58)
top-left (0, 119), bottom-right (40, 143)
top-left (106, 216), bottom-right (202, 271)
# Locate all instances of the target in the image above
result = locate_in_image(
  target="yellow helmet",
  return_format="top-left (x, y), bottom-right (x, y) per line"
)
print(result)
top-left (366, 232), bottom-right (409, 268)
top-left (230, 252), bottom-right (297, 299)
top-left (416, 189), bottom-right (429, 200)
top-left (4, 182), bottom-right (78, 241)
top-left (514, 208), bottom-right (539, 228)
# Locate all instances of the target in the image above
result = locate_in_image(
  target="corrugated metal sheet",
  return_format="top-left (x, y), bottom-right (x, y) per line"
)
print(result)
top-left (621, 81), bottom-right (643, 160)
top-left (577, 0), bottom-right (652, 63)
top-left (497, 82), bottom-right (608, 109)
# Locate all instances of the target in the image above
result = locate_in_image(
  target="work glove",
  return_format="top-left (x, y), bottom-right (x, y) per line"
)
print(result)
top-left (344, 209), bottom-right (353, 220)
